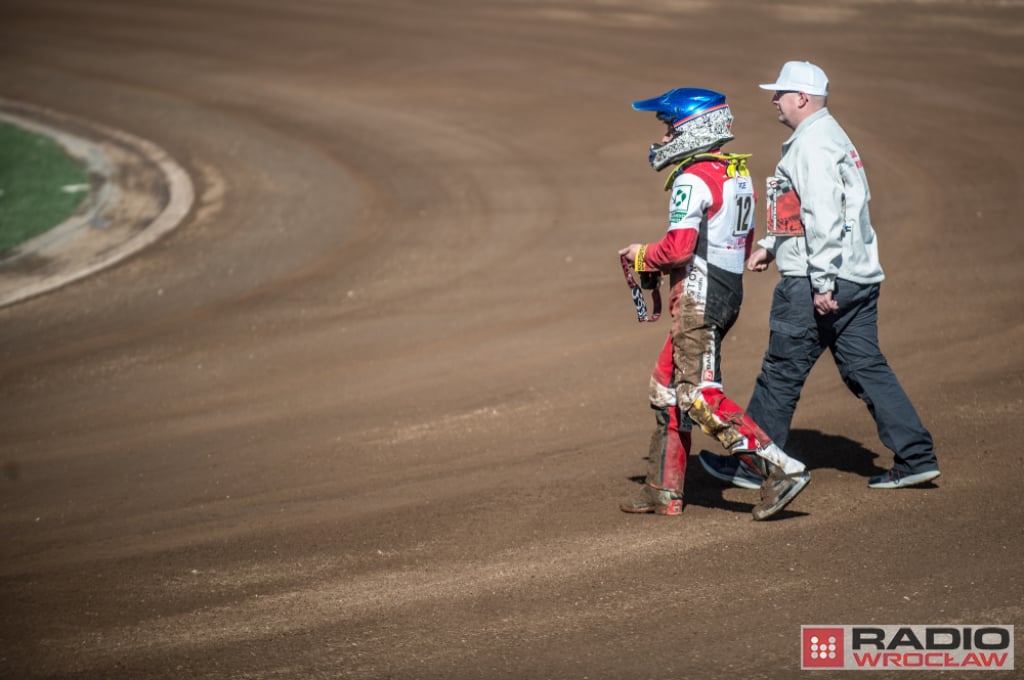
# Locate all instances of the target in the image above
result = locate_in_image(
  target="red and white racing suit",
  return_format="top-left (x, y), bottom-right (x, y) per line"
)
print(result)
top-left (635, 153), bottom-right (791, 495)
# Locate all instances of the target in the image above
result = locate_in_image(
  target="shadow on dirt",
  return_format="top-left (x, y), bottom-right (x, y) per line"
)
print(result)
top-left (624, 428), bottom-right (907, 519)
top-left (785, 429), bottom-right (883, 475)
top-left (625, 473), bottom-right (766, 517)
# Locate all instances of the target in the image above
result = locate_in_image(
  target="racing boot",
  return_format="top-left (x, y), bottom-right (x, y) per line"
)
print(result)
top-left (620, 484), bottom-right (684, 516)
top-left (752, 466), bottom-right (810, 521)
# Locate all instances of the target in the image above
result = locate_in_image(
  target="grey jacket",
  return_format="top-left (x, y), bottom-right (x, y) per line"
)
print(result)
top-left (759, 108), bottom-right (884, 294)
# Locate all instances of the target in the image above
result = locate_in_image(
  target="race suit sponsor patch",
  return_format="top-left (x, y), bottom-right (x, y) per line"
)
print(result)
top-left (669, 184), bottom-right (692, 224)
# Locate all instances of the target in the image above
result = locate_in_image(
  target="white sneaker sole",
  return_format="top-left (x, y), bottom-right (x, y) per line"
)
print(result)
top-left (868, 469), bottom-right (941, 489)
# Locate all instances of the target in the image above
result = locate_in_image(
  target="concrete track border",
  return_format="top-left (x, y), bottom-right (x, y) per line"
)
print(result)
top-left (0, 98), bottom-right (195, 308)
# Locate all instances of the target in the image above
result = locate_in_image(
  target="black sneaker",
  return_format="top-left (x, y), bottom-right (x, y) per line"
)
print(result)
top-left (698, 450), bottom-right (764, 490)
top-left (868, 468), bottom-right (940, 489)
top-left (752, 467), bottom-right (810, 521)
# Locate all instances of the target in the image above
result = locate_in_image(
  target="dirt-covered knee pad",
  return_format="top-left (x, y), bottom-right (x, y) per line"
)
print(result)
top-left (674, 383), bottom-right (700, 412)
top-left (686, 385), bottom-right (750, 450)
top-left (649, 376), bottom-right (677, 409)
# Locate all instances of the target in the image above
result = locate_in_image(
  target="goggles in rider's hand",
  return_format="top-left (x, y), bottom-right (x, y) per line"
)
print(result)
top-left (620, 254), bottom-right (661, 323)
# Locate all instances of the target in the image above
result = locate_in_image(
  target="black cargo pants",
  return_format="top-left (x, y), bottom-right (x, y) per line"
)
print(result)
top-left (746, 276), bottom-right (938, 474)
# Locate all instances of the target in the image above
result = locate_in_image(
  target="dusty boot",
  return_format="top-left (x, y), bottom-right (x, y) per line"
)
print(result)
top-left (620, 484), bottom-right (684, 516)
top-left (752, 467), bottom-right (811, 521)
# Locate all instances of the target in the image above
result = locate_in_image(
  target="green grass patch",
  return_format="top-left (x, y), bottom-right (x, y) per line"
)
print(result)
top-left (0, 121), bottom-right (90, 253)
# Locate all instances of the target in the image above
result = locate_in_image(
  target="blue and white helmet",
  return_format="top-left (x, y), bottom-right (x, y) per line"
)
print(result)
top-left (632, 88), bottom-right (734, 170)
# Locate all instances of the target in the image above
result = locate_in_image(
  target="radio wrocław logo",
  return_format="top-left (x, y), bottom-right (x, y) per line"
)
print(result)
top-left (801, 625), bottom-right (1014, 670)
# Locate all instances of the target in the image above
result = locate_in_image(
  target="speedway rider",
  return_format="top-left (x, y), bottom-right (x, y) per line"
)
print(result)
top-left (618, 88), bottom-right (810, 520)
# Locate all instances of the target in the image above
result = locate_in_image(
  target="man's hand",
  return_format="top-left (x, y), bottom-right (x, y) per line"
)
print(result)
top-left (747, 247), bottom-right (775, 272)
top-left (813, 291), bottom-right (839, 315)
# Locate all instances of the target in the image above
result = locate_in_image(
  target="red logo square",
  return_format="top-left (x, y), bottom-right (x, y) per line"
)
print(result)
top-left (802, 627), bottom-right (844, 668)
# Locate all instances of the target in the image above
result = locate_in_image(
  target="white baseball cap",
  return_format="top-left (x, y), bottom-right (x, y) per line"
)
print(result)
top-left (759, 61), bottom-right (829, 96)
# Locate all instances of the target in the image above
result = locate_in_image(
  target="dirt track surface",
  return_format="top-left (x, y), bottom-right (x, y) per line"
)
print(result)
top-left (1, 1), bottom-right (1022, 678)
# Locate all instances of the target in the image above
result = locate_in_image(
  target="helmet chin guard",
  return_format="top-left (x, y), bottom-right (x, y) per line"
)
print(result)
top-left (633, 88), bottom-right (735, 171)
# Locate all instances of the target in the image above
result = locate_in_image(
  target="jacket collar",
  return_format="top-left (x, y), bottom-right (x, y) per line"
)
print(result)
top-left (782, 107), bottom-right (830, 150)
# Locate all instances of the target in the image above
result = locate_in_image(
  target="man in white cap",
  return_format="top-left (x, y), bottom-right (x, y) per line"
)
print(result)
top-left (700, 61), bottom-right (941, 490)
